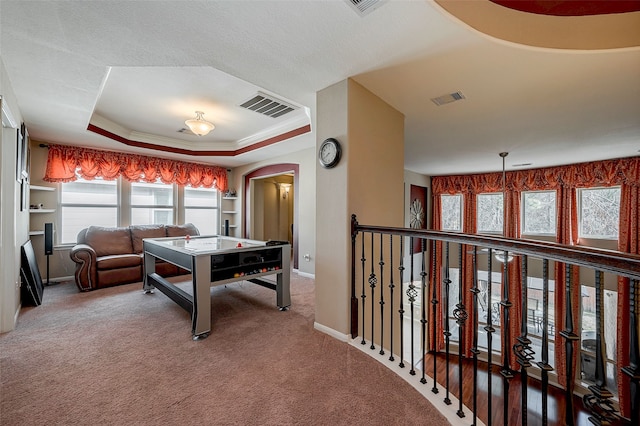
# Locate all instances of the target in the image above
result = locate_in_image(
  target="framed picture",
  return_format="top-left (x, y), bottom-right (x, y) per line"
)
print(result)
top-left (409, 184), bottom-right (428, 253)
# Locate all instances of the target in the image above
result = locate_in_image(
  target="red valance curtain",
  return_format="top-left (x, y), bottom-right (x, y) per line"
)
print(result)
top-left (43, 144), bottom-right (228, 191)
top-left (432, 156), bottom-right (640, 417)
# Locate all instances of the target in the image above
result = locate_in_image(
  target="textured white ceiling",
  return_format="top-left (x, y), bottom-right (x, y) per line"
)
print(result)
top-left (1, 0), bottom-right (639, 174)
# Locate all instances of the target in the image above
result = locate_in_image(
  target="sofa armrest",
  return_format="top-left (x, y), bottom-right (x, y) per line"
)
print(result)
top-left (70, 244), bottom-right (98, 291)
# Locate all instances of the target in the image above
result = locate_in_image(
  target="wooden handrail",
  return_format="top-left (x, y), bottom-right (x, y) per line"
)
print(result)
top-left (352, 217), bottom-right (640, 280)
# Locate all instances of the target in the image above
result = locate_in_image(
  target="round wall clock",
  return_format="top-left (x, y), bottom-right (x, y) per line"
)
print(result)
top-left (318, 138), bottom-right (341, 168)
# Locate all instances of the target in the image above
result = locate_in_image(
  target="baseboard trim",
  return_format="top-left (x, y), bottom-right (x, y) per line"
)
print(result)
top-left (349, 337), bottom-right (485, 426)
top-left (48, 275), bottom-right (74, 283)
top-left (293, 269), bottom-right (314, 279)
top-left (313, 322), bottom-right (349, 342)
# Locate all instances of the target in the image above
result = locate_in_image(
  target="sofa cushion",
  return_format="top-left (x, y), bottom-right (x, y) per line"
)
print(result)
top-left (130, 224), bottom-right (167, 254)
top-left (96, 254), bottom-right (142, 270)
top-left (85, 226), bottom-right (133, 257)
top-left (166, 223), bottom-right (200, 237)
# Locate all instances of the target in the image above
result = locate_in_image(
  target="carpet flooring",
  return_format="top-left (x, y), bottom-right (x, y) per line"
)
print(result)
top-left (1, 273), bottom-right (448, 425)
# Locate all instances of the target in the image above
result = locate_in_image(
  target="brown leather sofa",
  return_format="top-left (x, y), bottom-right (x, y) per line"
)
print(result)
top-left (69, 223), bottom-right (199, 291)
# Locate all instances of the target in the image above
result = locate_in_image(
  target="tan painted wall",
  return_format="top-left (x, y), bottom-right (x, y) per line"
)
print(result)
top-left (315, 79), bottom-right (404, 336)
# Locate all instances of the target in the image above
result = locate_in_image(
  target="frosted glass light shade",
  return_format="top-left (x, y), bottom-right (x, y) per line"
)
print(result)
top-left (185, 111), bottom-right (214, 136)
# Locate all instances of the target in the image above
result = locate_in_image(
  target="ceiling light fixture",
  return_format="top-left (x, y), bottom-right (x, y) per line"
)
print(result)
top-left (185, 111), bottom-right (214, 136)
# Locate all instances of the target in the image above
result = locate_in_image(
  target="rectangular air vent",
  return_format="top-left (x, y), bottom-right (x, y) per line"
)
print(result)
top-left (345, 0), bottom-right (386, 16)
top-left (431, 91), bottom-right (466, 106)
top-left (239, 92), bottom-right (298, 118)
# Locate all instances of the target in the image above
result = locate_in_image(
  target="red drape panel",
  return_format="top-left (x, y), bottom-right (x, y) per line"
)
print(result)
top-left (617, 178), bottom-right (640, 417)
top-left (554, 186), bottom-right (580, 389)
top-left (43, 144), bottom-right (228, 191)
top-left (461, 193), bottom-right (478, 357)
top-left (430, 194), bottom-right (444, 351)
top-left (504, 188), bottom-right (523, 371)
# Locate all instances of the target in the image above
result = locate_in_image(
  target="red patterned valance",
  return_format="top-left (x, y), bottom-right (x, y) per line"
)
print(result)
top-left (432, 156), bottom-right (640, 196)
top-left (43, 144), bottom-right (228, 191)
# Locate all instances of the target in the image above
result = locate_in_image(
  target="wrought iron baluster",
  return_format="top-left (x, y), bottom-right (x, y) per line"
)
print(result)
top-left (583, 270), bottom-right (618, 425)
top-left (399, 238), bottom-right (405, 369)
top-left (431, 239), bottom-right (439, 394)
top-left (420, 238), bottom-right (428, 385)
top-left (369, 232), bottom-right (377, 350)
top-left (379, 233), bottom-right (385, 355)
top-left (443, 242), bottom-right (452, 405)
top-left (454, 243), bottom-right (467, 418)
top-left (622, 278), bottom-right (640, 424)
top-left (469, 246), bottom-right (480, 426)
top-left (500, 250), bottom-right (514, 426)
top-left (559, 264), bottom-right (579, 426)
top-left (360, 231), bottom-right (366, 345)
top-left (389, 236), bottom-right (395, 362)
top-left (536, 259), bottom-right (553, 426)
top-left (408, 237), bottom-right (417, 375)
top-left (350, 215), bottom-right (358, 338)
top-left (486, 248), bottom-right (494, 424)
top-left (514, 255), bottom-right (534, 426)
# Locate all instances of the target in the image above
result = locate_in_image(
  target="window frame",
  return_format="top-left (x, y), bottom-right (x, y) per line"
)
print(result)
top-left (578, 186), bottom-right (621, 241)
top-left (521, 190), bottom-right (557, 237)
top-left (129, 180), bottom-right (176, 226)
top-left (58, 177), bottom-right (120, 245)
top-left (476, 192), bottom-right (504, 235)
top-left (440, 194), bottom-right (463, 232)
top-left (184, 185), bottom-right (221, 236)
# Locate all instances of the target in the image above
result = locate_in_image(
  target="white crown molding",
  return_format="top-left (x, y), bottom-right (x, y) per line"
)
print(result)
top-left (1, 96), bottom-right (18, 128)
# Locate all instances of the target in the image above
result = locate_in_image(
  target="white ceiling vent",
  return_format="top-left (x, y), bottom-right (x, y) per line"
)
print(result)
top-left (345, 0), bottom-right (386, 17)
top-left (431, 91), bottom-right (466, 106)
top-left (239, 92), bottom-right (298, 118)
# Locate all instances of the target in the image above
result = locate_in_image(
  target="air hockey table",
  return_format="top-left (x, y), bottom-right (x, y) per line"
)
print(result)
top-left (142, 235), bottom-right (291, 340)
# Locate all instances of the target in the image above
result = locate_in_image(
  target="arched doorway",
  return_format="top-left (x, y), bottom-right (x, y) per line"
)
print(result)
top-left (244, 164), bottom-right (299, 269)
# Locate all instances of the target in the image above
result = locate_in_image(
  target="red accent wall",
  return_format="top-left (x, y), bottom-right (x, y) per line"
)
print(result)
top-left (490, 0), bottom-right (640, 16)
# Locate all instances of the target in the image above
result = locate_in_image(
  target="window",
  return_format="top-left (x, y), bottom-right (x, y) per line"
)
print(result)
top-left (446, 267), bottom-right (461, 343)
top-left (60, 177), bottom-right (118, 244)
top-left (522, 191), bottom-right (556, 235)
top-left (441, 194), bottom-right (462, 231)
top-left (477, 193), bottom-right (503, 234)
top-left (525, 275), bottom-right (556, 368)
top-left (130, 181), bottom-right (174, 225)
top-left (476, 270), bottom-right (502, 353)
top-left (580, 285), bottom-right (617, 394)
top-left (184, 186), bottom-right (219, 236)
top-left (579, 187), bottom-right (620, 239)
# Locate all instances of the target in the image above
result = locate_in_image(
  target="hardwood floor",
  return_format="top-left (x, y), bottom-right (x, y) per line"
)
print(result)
top-left (418, 352), bottom-right (629, 426)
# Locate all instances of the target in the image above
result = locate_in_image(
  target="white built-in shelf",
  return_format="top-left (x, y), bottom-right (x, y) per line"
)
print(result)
top-left (222, 196), bottom-right (238, 200)
top-left (222, 210), bottom-right (238, 214)
top-left (30, 185), bottom-right (55, 191)
top-left (29, 230), bottom-right (45, 236)
top-left (221, 224), bottom-right (238, 228)
top-left (29, 209), bottom-right (56, 213)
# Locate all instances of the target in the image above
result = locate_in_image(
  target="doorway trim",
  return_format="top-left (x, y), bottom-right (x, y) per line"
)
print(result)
top-left (244, 163), bottom-right (299, 269)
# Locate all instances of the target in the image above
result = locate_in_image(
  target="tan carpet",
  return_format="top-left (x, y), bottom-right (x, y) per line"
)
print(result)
top-left (1, 273), bottom-right (448, 425)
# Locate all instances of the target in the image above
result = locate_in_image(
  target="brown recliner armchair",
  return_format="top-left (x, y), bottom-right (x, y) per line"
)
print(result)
top-left (70, 223), bottom-right (199, 291)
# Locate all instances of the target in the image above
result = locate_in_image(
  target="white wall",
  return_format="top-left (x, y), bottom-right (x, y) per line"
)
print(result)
top-left (231, 146), bottom-right (316, 276)
top-left (0, 56), bottom-right (28, 333)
